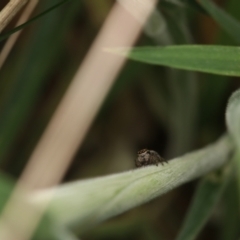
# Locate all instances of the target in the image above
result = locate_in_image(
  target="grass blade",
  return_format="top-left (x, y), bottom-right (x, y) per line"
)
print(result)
top-left (199, 0), bottom-right (240, 44)
top-left (226, 89), bottom-right (240, 147)
top-left (0, 174), bottom-right (14, 213)
top-left (221, 177), bottom-right (240, 240)
top-left (31, 135), bottom-right (232, 232)
top-left (107, 45), bottom-right (240, 76)
top-left (226, 89), bottom-right (240, 206)
top-left (176, 167), bottom-right (231, 240)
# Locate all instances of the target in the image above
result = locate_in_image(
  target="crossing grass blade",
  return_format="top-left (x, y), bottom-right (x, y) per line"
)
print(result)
top-left (107, 45), bottom-right (240, 76)
top-left (199, 0), bottom-right (240, 44)
top-left (226, 89), bottom-right (240, 200)
top-left (176, 167), bottom-right (231, 240)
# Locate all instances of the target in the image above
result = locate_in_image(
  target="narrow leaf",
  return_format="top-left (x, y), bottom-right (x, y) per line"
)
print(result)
top-left (107, 45), bottom-right (240, 76)
top-left (0, 174), bottom-right (14, 213)
top-left (176, 167), bottom-right (231, 240)
top-left (226, 89), bottom-right (240, 206)
top-left (226, 89), bottom-right (240, 147)
top-left (31, 135), bottom-right (232, 232)
top-left (221, 177), bottom-right (240, 240)
top-left (199, 0), bottom-right (240, 44)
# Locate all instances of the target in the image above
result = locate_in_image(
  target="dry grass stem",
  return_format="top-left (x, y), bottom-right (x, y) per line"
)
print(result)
top-left (0, 1), bottom-right (157, 240)
top-left (0, 0), bottom-right (39, 69)
top-left (0, 0), bottom-right (29, 33)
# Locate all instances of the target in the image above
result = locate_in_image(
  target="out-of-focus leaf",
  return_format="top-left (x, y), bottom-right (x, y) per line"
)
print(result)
top-left (162, 4), bottom-right (192, 44)
top-left (176, 166), bottom-right (231, 240)
top-left (200, 76), bottom-right (229, 131)
top-left (199, 0), bottom-right (240, 44)
top-left (0, 173), bottom-right (14, 213)
top-left (221, 177), bottom-right (240, 240)
top-left (226, 89), bottom-right (240, 147)
top-left (54, 228), bottom-right (79, 240)
top-left (226, 89), bottom-right (240, 202)
top-left (199, 0), bottom-right (238, 139)
top-left (31, 135), bottom-right (232, 233)
top-left (160, 0), bottom-right (206, 14)
top-left (107, 45), bottom-right (240, 76)
top-left (155, 4), bottom-right (198, 157)
top-left (35, 224), bottom-right (79, 240)
top-left (0, 173), bottom-right (58, 240)
top-left (0, 0), bottom-right (81, 163)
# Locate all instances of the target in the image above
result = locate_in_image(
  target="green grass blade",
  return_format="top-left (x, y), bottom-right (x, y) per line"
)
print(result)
top-left (226, 89), bottom-right (240, 205)
top-left (226, 89), bottom-right (240, 147)
top-left (160, 0), bottom-right (206, 14)
top-left (31, 135), bottom-right (232, 232)
top-left (176, 167), bottom-right (231, 240)
top-left (0, 0), bottom-right (73, 42)
top-left (0, 176), bottom-right (74, 240)
top-left (54, 228), bottom-right (79, 240)
top-left (221, 177), bottom-right (240, 240)
top-left (199, 0), bottom-right (240, 44)
top-left (0, 174), bottom-right (14, 214)
top-left (107, 45), bottom-right (240, 76)
top-left (0, 173), bottom-right (66, 240)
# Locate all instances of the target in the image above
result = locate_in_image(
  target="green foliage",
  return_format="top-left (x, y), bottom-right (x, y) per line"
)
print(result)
top-left (226, 89), bottom-right (240, 199)
top-left (108, 45), bottom-right (240, 76)
top-left (226, 89), bottom-right (240, 147)
top-left (32, 135), bottom-right (232, 234)
top-left (0, 0), bottom-right (240, 239)
top-left (0, 0), bottom-right (81, 164)
top-left (176, 167), bottom-right (232, 240)
top-left (199, 0), bottom-right (240, 44)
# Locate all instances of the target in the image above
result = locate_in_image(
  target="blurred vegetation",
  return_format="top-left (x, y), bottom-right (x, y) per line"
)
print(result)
top-left (0, 0), bottom-right (240, 239)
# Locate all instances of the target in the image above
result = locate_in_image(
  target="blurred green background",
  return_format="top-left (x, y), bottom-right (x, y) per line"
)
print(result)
top-left (0, 0), bottom-right (239, 239)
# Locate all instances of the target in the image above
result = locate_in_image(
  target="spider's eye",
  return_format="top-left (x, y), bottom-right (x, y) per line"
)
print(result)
top-left (138, 149), bottom-right (148, 154)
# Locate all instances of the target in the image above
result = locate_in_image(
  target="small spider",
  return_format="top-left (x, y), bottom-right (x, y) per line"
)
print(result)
top-left (135, 149), bottom-right (168, 167)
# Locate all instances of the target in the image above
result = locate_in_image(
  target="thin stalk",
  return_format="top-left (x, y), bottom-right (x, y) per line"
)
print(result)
top-left (0, 0), bottom-right (39, 69)
top-left (0, 0), bottom-right (29, 33)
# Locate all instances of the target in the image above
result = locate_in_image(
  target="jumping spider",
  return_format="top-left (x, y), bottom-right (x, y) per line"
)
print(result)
top-left (135, 149), bottom-right (168, 167)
